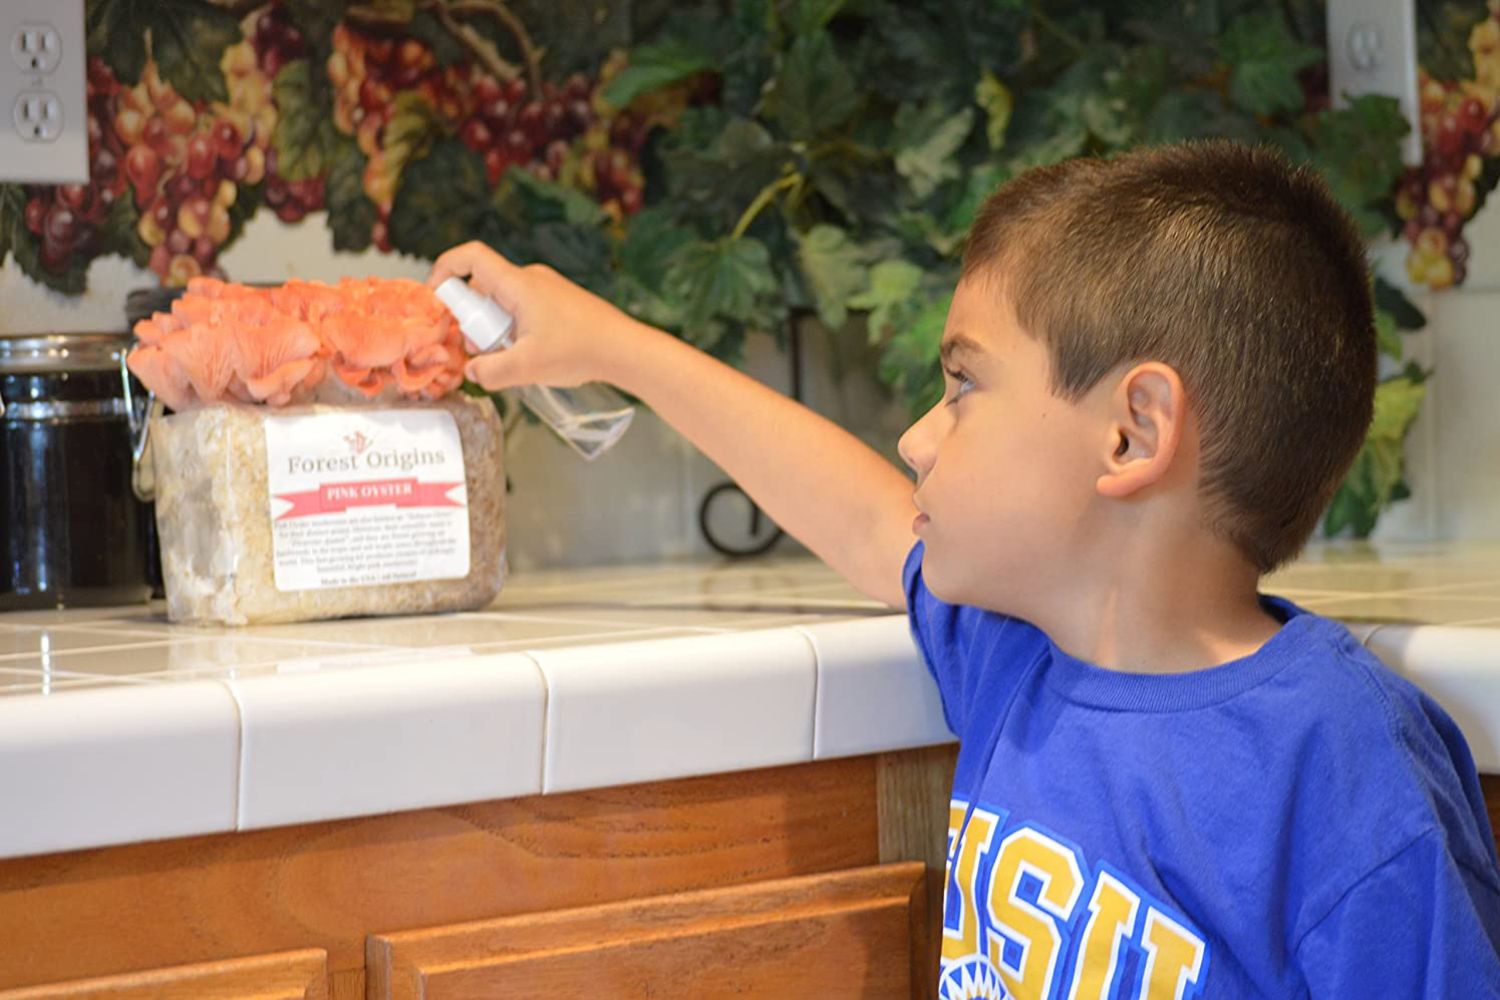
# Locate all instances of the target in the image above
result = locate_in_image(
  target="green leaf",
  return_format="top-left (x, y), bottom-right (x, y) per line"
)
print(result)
top-left (1374, 309), bottom-right (1401, 362)
top-left (664, 236), bottom-right (779, 344)
top-left (804, 138), bottom-right (900, 228)
top-left (101, 188), bottom-right (149, 267)
top-left (850, 259), bottom-right (924, 343)
top-left (1306, 95), bottom-right (1409, 239)
top-left (1324, 370), bottom-right (1429, 537)
top-left (325, 137), bottom-right (376, 253)
top-left (383, 91), bottom-right (445, 186)
top-left (1006, 127), bottom-right (1087, 173)
top-left (600, 39), bottom-right (717, 109)
top-left (1417, 1), bottom-right (1488, 82)
top-left (272, 61), bottom-right (342, 182)
top-left (762, 33), bottom-right (860, 139)
top-left (975, 72), bottom-right (1012, 151)
top-left (618, 206), bottom-right (697, 290)
top-left (1374, 276), bottom-right (1427, 331)
top-left (345, 0), bottom-right (416, 24)
top-left (879, 292), bottom-right (951, 419)
top-left (405, 10), bottom-right (468, 67)
top-left (1218, 11), bottom-right (1322, 117)
top-left (614, 208), bottom-right (697, 330)
top-left (283, 0), bottom-right (343, 56)
top-left (224, 178), bottom-right (262, 251)
top-left (0, 184), bottom-right (21, 267)
top-left (796, 225), bottom-right (867, 330)
top-left (791, 0), bottom-right (846, 35)
top-left (893, 102), bottom-right (975, 200)
top-left (502, 169), bottom-right (608, 228)
top-left (87, 0), bottom-right (239, 103)
top-left (531, 223), bottom-right (614, 294)
top-left (388, 139), bottom-right (493, 259)
top-left (659, 111), bottom-right (788, 223)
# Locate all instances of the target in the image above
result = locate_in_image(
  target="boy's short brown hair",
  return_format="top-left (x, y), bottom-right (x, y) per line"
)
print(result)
top-left (962, 140), bottom-right (1376, 573)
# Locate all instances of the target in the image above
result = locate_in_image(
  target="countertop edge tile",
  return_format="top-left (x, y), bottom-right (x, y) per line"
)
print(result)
top-left (0, 681), bottom-right (239, 859)
top-left (1364, 624), bottom-right (1500, 772)
top-left (3, 548), bottom-right (1500, 860)
top-left (534, 627), bottom-right (817, 795)
top-left (800, 616), bottom-right (955, 760)
top-left (230, 652), bottom-right (547, 832)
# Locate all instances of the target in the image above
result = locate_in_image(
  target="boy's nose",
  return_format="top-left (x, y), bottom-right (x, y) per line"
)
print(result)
top-left (897, 408), bottom-right (938, 480)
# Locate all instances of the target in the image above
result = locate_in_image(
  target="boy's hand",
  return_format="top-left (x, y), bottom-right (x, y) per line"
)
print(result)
top-left (427, 241), bottom-right (637, 390)
top-left (427, 240), bottom-right (917, 609)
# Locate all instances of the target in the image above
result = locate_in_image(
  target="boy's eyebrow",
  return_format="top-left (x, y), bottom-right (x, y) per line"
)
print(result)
top-left (940, 333), bottom-right (986, 366)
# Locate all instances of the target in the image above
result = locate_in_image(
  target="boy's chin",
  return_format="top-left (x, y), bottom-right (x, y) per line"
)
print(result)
top-left (919, 553), bottom-right (969, 606)
top-left (922, 550), bottom-right (1021, 617)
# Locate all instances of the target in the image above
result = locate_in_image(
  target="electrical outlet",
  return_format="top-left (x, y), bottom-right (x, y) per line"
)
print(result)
top-left (1327, 0), bottom-right (1423, 167)
top-left (14, 90), bottom-right (63, 142)
top-left (0, 0), bottom-right (86, 184)
top-left (12, 24), bottom-right (62, 75)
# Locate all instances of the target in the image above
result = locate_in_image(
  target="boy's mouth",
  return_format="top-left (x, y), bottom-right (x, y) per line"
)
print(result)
top-left (913, 512), bottom-right (930, 532)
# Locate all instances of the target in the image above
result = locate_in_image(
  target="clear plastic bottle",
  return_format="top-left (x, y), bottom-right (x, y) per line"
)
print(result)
top-left (434, 277), bottom-right (635, 461)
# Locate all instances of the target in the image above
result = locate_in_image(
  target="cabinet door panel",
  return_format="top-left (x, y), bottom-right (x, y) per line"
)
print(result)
top-left (369, 862), bottom-right (928, 1000)
top-left (0, 949), bottom-right (327, 1000)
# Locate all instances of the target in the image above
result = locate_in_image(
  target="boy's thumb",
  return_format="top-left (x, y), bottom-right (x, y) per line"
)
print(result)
top-left (464, 341), bottom-right (528, 391)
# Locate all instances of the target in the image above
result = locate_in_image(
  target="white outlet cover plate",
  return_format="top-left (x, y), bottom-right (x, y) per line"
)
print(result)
top-left (1327, 0), bottom-right (1423, 167)
top-left (0, 0), bottom-right (87, 184)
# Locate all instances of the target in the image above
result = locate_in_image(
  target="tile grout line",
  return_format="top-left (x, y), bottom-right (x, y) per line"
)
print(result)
top-left (213, 678), bottom-right (250, 833)
top-left (1360, 624), bottom-right (1389, 652)
top-left (793, 625), bottom-right (823, 763)
top-left (518, 651), bottom-right (552, 795)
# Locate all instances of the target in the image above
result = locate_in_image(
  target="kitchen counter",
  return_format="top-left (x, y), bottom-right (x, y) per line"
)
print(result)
top-left (3, 539), bottom-right (1500, 862)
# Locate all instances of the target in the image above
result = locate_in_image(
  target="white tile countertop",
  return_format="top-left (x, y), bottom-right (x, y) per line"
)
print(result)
top-left (1, 540), bottom-right (1499, 860)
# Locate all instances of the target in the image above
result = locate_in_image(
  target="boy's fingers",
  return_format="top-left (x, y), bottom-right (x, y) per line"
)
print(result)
top-left (428, 242), bottom-right (522, 305)
top-left (463, 351), bottom-right (509, 389)
top-left (463, 338), bottom-right (536, 391)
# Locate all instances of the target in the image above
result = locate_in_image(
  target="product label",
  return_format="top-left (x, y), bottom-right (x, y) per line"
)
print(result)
top-left (265, 409), bottom-right (469, 591)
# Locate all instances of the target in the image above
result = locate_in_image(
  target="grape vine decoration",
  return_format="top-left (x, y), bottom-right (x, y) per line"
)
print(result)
top-left (1398, 1), bottom-right (1500, 290)
top-left (13, 0), bottom-right (660, 288)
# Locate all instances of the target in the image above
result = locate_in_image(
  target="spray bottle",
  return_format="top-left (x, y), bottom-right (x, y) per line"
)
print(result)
top-left (434, 276), bottom-right (634, 461)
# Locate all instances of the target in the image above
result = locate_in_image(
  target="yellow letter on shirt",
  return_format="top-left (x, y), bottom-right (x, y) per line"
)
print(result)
top-left (986, 828), bottom-right (1084, 1000)
top-left (942, 806), bottom-right (999, 963)
top-left (1066, 871), bottom-right (1141, 1000)
top-left (1141, 909), bottom-right (1206, 1000)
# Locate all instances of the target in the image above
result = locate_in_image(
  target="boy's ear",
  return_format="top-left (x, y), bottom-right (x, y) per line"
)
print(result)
top-left (1095, 362), bottom-right (1185, 500)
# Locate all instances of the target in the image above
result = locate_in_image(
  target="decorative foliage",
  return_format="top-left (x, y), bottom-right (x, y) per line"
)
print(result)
top-left (4, 0), bottom-right (1494, 537)
top-left (1396, 1), bottom-right (1500, 289)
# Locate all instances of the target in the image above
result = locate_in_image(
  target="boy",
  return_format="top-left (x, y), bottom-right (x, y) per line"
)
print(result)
top-left (432, 140), bottom-right (1500, 997)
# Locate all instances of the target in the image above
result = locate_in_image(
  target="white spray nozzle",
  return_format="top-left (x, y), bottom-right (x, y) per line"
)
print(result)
top-left (434, 276), bottom-right (515, 353)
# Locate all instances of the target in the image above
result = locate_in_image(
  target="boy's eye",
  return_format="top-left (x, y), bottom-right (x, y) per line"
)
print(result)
top-left (944, 367), bottom-right (973, 404)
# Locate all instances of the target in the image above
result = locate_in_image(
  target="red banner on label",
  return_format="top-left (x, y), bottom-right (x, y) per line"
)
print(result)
top-left (274, 477), bottom-right (464, 520)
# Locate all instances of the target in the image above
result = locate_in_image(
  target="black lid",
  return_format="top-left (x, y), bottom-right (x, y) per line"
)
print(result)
top-left (124, 287), bottom-right (183, 327)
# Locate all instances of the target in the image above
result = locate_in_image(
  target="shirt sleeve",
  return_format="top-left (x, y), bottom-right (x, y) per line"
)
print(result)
top-left (1295, 828), bottom-right (1500, 998)
top-left (902, 540), bottom-right (1043, 738)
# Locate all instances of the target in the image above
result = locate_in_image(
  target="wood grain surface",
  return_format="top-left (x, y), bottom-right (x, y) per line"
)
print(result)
top-left (0, 949), bottom-right (327, 1000)
top-left (0, 756), bottom-right (879, 992)
top-left (367, 861), bottom-right (927, 1000)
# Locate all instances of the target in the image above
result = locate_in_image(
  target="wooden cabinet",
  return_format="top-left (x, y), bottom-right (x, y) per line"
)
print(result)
top-left (0, 750), bottom-right (953, 1000)
top-left (367, 862), bottom-right (927, 1000)
top-left (0, 760), bottom-right (1496, 998)
top-left (0, 950), bottom-right (327, 1000)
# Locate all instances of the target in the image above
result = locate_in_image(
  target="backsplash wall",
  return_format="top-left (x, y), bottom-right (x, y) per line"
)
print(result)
top-left (4, 1), bottom-right (1499, 561)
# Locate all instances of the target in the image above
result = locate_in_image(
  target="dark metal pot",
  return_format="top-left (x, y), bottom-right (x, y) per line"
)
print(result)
top-left (0, 333), bottom-right (157, 609)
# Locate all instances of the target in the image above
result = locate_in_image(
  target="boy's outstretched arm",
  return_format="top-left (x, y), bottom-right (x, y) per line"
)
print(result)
top-left (430, 242), bottom-right (918, 609)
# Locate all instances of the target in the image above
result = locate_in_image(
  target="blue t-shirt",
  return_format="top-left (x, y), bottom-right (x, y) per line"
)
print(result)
top-left (904, 541), bottom-right (1500, 999)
